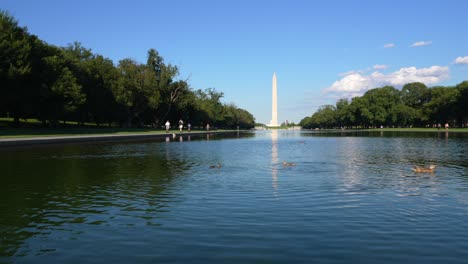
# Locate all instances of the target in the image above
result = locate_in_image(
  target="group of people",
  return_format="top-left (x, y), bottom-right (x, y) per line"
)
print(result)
top-left (165, 119), bottom-right (210, 133)
top-left (436, 123), bottom-right (450, 130)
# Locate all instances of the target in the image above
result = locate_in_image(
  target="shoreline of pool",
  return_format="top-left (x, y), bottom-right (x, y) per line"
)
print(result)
top-left (0, 130), bottom-right (246, 148)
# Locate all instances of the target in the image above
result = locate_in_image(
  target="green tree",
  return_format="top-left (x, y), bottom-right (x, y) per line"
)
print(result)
top-left (0, 11), bottom-right (32, 125)
top-left (393, 104), bottom-right (418, 127)
top-left (307, 105), bottom-right (336, 128)
top-left (39, 52), bottom-right (85, 124)
top-left (301, 81), bottom-right (468, 128)
top-left (455, 81), bottom-right (468, 126)
top-left (222, 103), bottom-right (239, 128)
top-left (318, 104), bottom-right (337, 128)
top-left (401, 82), bottom-right (429, 108)
top-left (0, 12), bottom-right (259, 128)
top-left (335, 98), bottom-right (352, 128)
top-left (194, 88), bottom-right (225, 127)
top-left (63, 43), bottom-right (120, 126)
top-left (146, 48), bottom-right (185, 125)
top-left (423, 86), bottom-right (459, 124)
top-left (115, 59), bottom-right (159, 127)
top-left (299, 116), bottom-right (312, 128)
top-left (51, 68), bottom-right (85, 116)
top-left (361, 86), bottom-right (401, 126)
top-left (237, 108), bottom-right (255, 128)
top-left (166, 80), bottom-right (193, 121)
top-left (219, 103), bottom-right (254, 128)
top-left (348, 96), bottom-right (372, 127)
top-left (400, 82), bottom-right (429, 126)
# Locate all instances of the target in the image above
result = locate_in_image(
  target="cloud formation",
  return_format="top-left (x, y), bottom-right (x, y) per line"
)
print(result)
top-left (339, 70), bottom-right (364, 77)
top-left (454, 56), bottom-right (468, 64)
top-left (383, 43), bottom-right (395, 48)
top-left (410, 41), bottom-right (432, 47)
top-left (373, 64), bottom-right (388, 70)
top-left (325, 66), bottom-right (449, 98)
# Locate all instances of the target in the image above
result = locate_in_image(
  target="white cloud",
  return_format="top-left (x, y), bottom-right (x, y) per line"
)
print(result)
top-left (373, 64), bottom-right (388, 70)
top-left (454, 56), bottom-right (468, 64)
top-left (339, 70), bottom-right (364, 77)
top-left (410, 41), bottom-right (432, 47)
top-left (383, 43), bottom-right (395, 49)
top-left (324, 65), bottom-right (449, 98)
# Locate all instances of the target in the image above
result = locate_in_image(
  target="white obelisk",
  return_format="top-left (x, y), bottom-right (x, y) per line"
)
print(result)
top-left (270, 72), bottom-right (279, 127)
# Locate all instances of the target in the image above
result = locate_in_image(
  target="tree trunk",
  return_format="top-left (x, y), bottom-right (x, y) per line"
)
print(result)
top-left (13, 116), bottom-right (20, 127)
top-left (127, 113), bottom-right (133, 128)
top-left (158, 103), bottom-right (172, 127)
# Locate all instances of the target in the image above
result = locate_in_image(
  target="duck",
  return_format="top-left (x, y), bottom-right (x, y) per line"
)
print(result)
top-left (412, 165), bottom-right (436, 173)
top-left (209, 164), bottom-right (222, 169)
top-left (282, 161), bottom-right (296, 167)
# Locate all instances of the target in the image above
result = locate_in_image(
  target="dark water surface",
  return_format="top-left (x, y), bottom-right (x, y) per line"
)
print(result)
top-left (1, 131), bottom-right (468, 263)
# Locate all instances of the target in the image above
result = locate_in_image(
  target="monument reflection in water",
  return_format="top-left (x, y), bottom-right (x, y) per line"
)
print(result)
top-left (271, 130), bottom-right (279, 191)
top-left (1, 131), bottom-right (468, 263)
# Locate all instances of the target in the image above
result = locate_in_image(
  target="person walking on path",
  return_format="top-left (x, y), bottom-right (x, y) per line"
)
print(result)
top-left (187, 123), bottom-right (191, 132)
top-left (206, 123), bottom-right (210, 131)
top-left (165, 120), bottom-right (170, 133)
top-left (179, 119), bottom-right (184, 133)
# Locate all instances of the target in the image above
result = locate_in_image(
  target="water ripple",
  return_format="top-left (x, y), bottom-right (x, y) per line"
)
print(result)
top-left (1, 132), bottom-right (468, 263)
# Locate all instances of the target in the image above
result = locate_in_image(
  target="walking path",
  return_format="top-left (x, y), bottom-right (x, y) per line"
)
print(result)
top-left (0, 130), bottom-right (242, 148)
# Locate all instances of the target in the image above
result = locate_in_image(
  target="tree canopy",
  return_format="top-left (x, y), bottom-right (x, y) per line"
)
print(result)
top-left (0, 11), bottom-right (255, 129)
top-left (300, 82), bottom-right (467, 129)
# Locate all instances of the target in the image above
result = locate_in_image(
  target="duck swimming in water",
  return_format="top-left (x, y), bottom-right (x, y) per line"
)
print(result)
top-left (412, 165), bottom-right (436, 173)
top-left (282, 161), bottom-right (296, 167)
top-left (209, 164), bottom-right (222, 169)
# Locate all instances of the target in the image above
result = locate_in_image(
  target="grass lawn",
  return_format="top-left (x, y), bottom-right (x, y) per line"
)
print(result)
top-left (0, 127), bottom-right (171, 138)
top-left (360, 127), bottom-right (468, 132)
top-left (303, 127), bottom-right (468, 133)
top-left (0, 118), bottom-right (225, 139)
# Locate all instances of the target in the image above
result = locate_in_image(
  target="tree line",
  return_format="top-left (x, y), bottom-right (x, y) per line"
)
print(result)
top-left (300, 81), bottom-right (468, 129)
top-left (0, 11), bottom-right (255, 129)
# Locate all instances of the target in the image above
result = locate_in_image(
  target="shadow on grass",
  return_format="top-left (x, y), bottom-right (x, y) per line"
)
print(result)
top-left (0, 119), bottom-right (166, 138)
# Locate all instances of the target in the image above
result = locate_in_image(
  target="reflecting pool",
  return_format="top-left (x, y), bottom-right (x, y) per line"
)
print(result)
top-left (1, 130), bottom-right (468, 263)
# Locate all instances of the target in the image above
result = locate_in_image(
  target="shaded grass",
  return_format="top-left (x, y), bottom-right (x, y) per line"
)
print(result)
top-left (0, 127), bottom-right (171, 138)
top-left (0, 118), bottom-right (219, 139)
top-left (0, 117), bottom-right (97, 127)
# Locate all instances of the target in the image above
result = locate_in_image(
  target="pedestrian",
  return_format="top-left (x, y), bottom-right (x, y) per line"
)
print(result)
top-left (445, 122), bottom-right (449, 129)
top-left (187, 123), bottom-right (191, 132)
top-left (165, 120), bottom-right (170, 133)
top-left (206, 123), bottom-right (210, 131)
top-left (179, 119), bottom-right (184, 132)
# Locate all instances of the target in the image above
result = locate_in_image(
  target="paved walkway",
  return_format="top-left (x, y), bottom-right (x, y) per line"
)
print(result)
top-left (0, 130), bottom-right (241, 148)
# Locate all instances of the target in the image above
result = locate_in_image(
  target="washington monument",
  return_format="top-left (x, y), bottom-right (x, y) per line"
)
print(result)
top-left (269, 72), bottom-right (279, 127)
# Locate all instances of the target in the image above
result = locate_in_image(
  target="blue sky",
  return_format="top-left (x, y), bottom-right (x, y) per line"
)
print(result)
top-left (2, 0), bottom-right (468, 124)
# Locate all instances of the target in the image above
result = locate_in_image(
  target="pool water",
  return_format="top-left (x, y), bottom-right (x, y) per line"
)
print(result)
top-left (1, 130), bottom-right (468, 263)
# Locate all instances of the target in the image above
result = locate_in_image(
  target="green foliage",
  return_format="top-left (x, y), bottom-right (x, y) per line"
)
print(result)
top-left (115, 59), bottom-right (160, 127)
top-left (455, 81), bottom-right (468, 124)
top-left (50, 67), bottom-right (85, 113)
top-left (0, 11), bottom-right (256, 129)
top-left (402, 82), bottom-right (429, 107)
top-left (222, 103), bottom-right (255, 128)
top-left (423, 86), bottom-right (459, 123)
top-left (0, 11), bottom-right (32, 124)
top-left (301, 83), bottom-right (467, 129)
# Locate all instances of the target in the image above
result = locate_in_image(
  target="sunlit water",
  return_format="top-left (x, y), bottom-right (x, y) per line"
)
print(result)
top-left (1, 130), bottom-right (468, 263)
